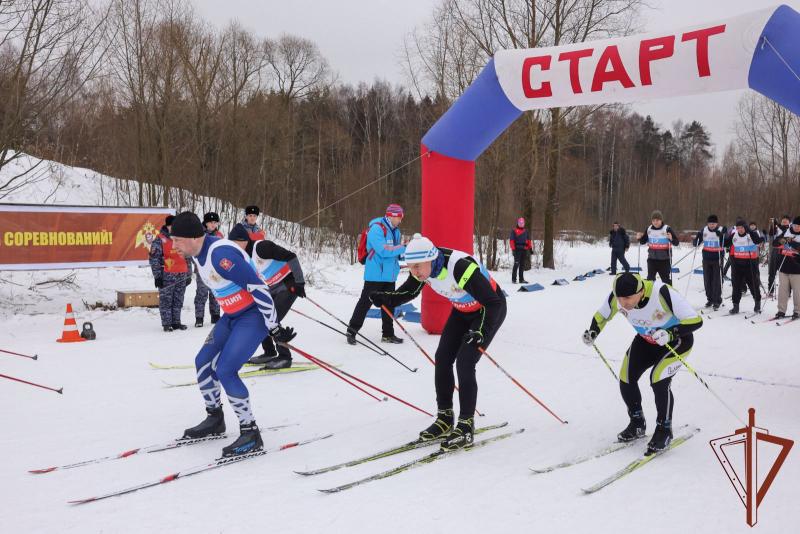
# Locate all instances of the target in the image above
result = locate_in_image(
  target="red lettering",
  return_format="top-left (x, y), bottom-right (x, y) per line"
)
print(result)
top-left (681, 24), bottom-right (726, 77)
top-left (638, 35), bottom-right (675, 86)
top-left (557, 49), bottom-right (593, 94)
top-left (591, 45), bottom-right (635, 92)
top-left (522, 55), bottom-right (553, 98)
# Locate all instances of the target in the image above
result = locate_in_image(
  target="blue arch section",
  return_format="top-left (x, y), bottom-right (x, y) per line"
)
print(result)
top-left (749, 5), bottom-right (800, 116)
top-left (421, 58), bottom-right (523, 162)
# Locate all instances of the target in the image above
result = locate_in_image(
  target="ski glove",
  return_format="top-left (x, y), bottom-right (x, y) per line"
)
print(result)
top-left (582, 329), bottom-right (598, 345)
top-left (154, 277), bottom-right (164, 289)
top-left (185, 276), bottom-right (192, 287)
top-left (463, 330), bottom-right (484, 346)
top-left (291, 282), bottom-right (306, 298)
top-left (651, 329), bottom-right (671, 346)
top-left (270, 325), bottom-right (297, 344)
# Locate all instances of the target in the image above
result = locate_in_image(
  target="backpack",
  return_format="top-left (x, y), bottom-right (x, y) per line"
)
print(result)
top-left (357, 222), bottom-right (388, 264)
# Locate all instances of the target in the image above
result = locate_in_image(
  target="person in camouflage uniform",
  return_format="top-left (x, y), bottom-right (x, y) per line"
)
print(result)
top-left (194, 212), bottom-right (223, 327)
top-left (150, 214), bottom-right (192, 331)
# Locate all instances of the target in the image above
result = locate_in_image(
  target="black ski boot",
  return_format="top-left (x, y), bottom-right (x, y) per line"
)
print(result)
top-left (617, 409), bottom-right (646, 442)
top-left (195, 318), bottom-right (203, 328)
top-left (646, 421), bottom-right (673, 455)
top-left (419, 409), bottom-right (453, 441)
top-left (381, 335), bottom-right (404, 344)
top-left (441, 418), bottom-right (474, 451)
top-left (222, 422), bottom-right (263, 457)
top-left (346, 328), bottom-right (357, 346)
top-left (249, 349), bottom-right (278, 366)
top-left (704, 301), bottom-right (712, 308)
top-left (775, 311), bottom-right (786, 318)
top-left (754, 299), bottom-right (761, 313)
top-left (163, 325), bottom-right (174, 332)
top-left (262, 356), bottom-right (292, 370)
top-left (210, 314), bottom-right (220, 324)
top-left (172, 323), bottom-right (188, 330)
top-left (729, 303), bottom-right (740, 315)
top-left (183, 407), bottom-right (225, 439)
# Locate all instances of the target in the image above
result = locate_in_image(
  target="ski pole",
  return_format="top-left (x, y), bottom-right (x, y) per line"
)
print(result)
top-left (290, 309), bottom-right (384, 356)
top-left (637, 242), bottom-right (641, 271)
top-left (478, 348), bottom-right (567, 424)
top-left (305, 296), bottom-right (417, 373)
top-left (590, 343), bottom-right (619, 381)
top-left (281, 344), bottom-right (384, 403)
top-left (767, 255), bottom-right (788, 296)
top-left (664, 343), bottom-right (745, 426)
top-left (670, 247), bottom-right (695, 269)
top-left (0, 373), bottom-right (62, 394)
top-left (683, 246), bottom-right (699, 296)
top-left (381, 305), bottom-right (434, 366)
top-left (284, 343), bottom-right (432, 417)
top-left (0, 348), bottom-right (38, 360)
top-left (382, 305), bottom-right (485, 417)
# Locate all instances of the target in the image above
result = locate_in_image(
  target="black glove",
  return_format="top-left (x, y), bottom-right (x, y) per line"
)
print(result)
top-left (185, 276), bottom-right (192, 287)
top-left (154, 277), bottom-right (163, 289)
top-left (463, 330), bottom-right (484, 346)
top-left (270, 325), bottom-right (297, 344)
top-left (369, 292), bottom-right (386, 308)
top-left (291, 282), bottom-right (306, 298)
top-left (582, 329), bottom-right (598, 345)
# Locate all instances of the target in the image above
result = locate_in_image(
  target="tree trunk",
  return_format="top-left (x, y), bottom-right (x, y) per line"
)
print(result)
top-left (543, 107), bottom-right (560, 269)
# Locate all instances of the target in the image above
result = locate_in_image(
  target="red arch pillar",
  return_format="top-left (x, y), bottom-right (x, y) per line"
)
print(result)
top-left (420, 144), bottom-right (475, 334)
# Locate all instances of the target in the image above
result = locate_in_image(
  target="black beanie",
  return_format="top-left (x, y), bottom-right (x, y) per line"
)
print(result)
top-left (165, 215), bottom-right (175, 226)
top-left (707, 214), bottom-right (718, 223)
top-left (245, 205), bottom-right (260, 216)
top-left (735, 219), bottom-right (747, 228)
top-left (228, 223), bottom-right (250, 242)
top-left (170, 212), bottom-right (204, 238)
top-left (203, 212), bottom-right (220, 224)
top-left (793, 216), bottom-right (800, 226)
top-left (614, 273), bottom-right (644, 298)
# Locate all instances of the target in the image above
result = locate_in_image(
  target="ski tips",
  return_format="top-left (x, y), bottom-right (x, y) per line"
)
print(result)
top-left (29, 466), bottom-right (57, 474)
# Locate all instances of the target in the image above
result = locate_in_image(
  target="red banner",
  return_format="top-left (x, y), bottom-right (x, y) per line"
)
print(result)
top-left (0, 204), bottom-right (174, 270)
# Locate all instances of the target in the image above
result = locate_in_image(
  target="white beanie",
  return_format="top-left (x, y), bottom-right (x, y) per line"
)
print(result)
top-left (403, 233), bottom-right (438, 264)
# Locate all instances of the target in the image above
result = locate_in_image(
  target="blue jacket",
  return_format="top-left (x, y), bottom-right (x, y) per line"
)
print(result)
top-left (364, 216), bottom-right (405, 282)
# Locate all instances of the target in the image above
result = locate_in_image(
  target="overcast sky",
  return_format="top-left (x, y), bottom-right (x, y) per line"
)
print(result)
top-left (191, 0), bottom-right (800, 154)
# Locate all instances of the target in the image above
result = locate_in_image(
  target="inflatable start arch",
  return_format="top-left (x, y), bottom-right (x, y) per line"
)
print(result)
top-left (420, 5), bottom-right (800, 333)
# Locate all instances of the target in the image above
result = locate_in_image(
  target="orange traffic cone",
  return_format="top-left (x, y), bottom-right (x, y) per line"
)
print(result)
top-left (56, 303), bottom-right (87, 343)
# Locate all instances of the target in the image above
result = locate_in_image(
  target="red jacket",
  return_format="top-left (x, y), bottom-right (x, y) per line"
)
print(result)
top-left (509, 228), bottom-right (532, 251)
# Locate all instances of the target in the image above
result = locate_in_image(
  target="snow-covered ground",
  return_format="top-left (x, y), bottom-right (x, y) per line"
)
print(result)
top-left (1, 155), bottom-right (797, 533)
top-left (1, 241), bottom-right (798, 533)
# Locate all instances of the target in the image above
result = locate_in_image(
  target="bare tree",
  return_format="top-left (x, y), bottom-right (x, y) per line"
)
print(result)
top-left (0, 0), bottom-right (109, 196)
top-left (264, 34), bottom-right (333, 101)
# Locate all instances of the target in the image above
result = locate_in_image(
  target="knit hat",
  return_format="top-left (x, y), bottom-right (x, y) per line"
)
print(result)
top-left (735, 219), bottom-right (747, 228)
top-left (403, 233), bottom-right (438, 264)
top-left (793, 216), bottom-right (800, 226)
top-left (517, 217), bottom-right (525, 227)
top-left (613, 272), bottom-right (644, 298)
top-left (169, 212), bottom-right (204, 238)
top-left (386, 204), bottom-right (404, 218)
top-left (707, 214), bottom-right (718, 223)
top-left (227, 223), bottom-right (250, 242)
top-left (245, 205), bottom-right (260, 216)
top-left (650, 210), bottom-right (663, 221)
top-left (203, 212), bottom-right (220, 224)
top-left (165, 214), bottom-right (175, 226)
